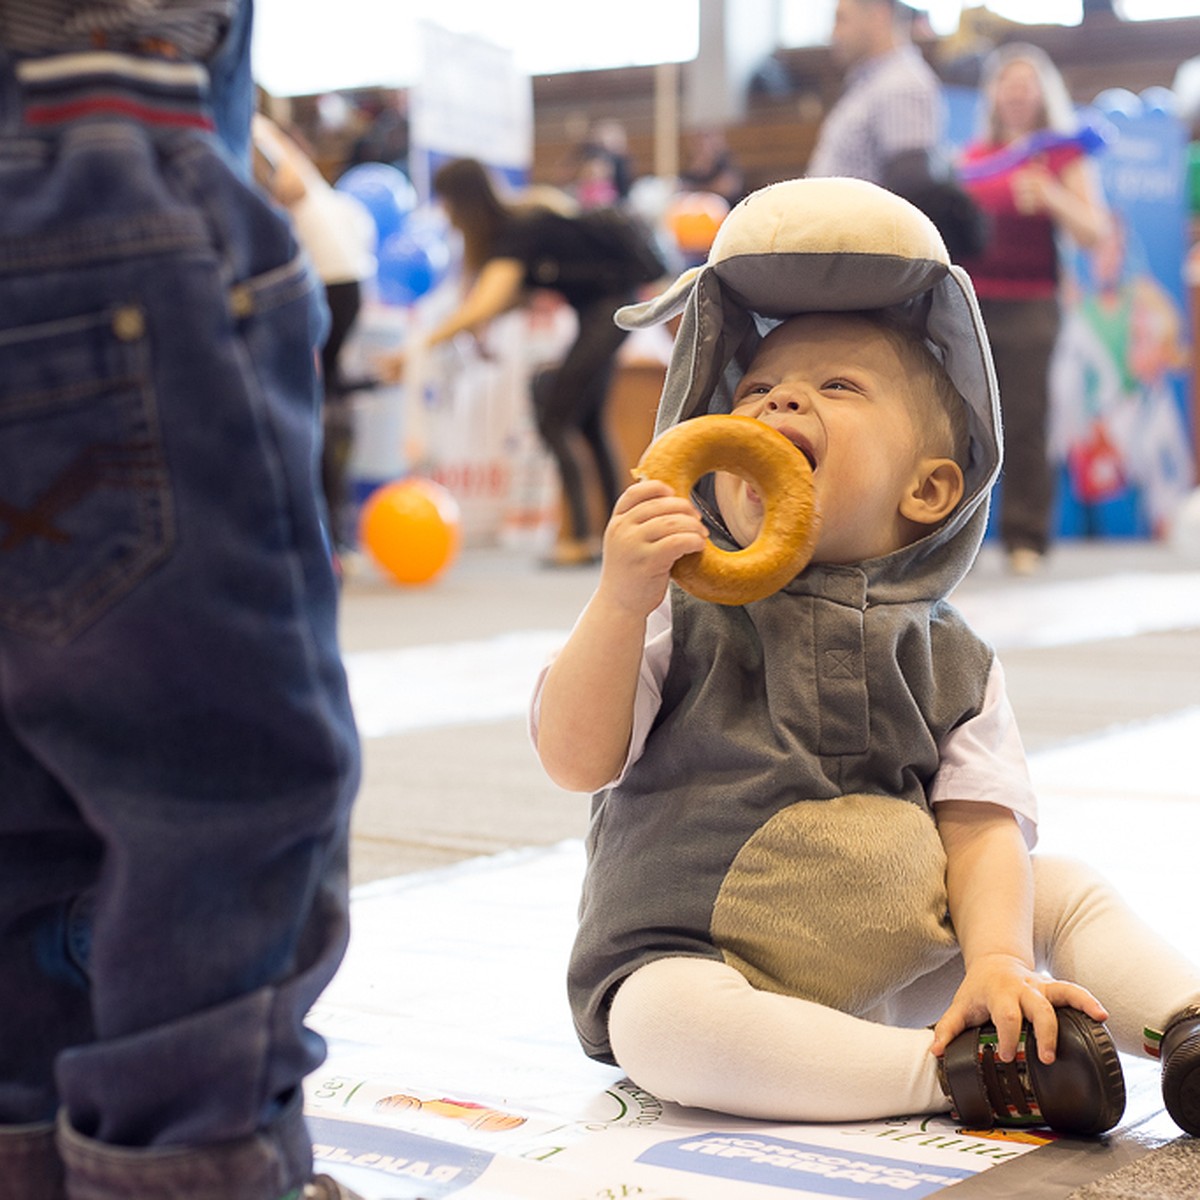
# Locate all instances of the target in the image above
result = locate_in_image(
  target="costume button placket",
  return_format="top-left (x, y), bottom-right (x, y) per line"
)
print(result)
top-left (815, 570), bottom-right (868, 757)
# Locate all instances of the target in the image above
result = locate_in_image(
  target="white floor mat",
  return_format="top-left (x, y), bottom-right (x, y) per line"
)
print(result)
top-left (310, 706), bottom-right (1200, 1198)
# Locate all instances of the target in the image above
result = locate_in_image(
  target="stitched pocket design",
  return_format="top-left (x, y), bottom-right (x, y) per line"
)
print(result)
top-left (0, 304), bottom-right (172, 644)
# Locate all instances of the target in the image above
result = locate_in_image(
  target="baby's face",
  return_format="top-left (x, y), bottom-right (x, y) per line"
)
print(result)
top-left (715, 313), bottom-right (933, 565)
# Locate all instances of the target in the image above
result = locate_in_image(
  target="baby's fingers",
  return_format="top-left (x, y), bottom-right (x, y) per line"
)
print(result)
top-left (931, 995), bottom-right (991, 1058)
top-left (1020, 990), bottom-right (1062, 1064)
top-left (989, 993), bottom-right (1036, 1063)
top-left (930, 1012), bottom-right (966, 1058)
top-left (1022, 983), bottom-right (1108, 1064)
top-left (612, 478), bottom-right (695, 517)
top-left (1041, 981), bottom-right (1110, 1027)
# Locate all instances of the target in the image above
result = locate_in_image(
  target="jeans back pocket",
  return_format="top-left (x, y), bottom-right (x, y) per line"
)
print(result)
top-left (0, 304), bottom-right (173, 645)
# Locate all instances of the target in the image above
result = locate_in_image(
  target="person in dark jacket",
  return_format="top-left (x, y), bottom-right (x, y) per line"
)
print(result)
top-left (380, 158), bottom-right (661, 566)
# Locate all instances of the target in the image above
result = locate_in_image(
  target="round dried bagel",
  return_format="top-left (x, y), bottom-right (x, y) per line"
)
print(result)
top-left (634, 414), bottom-right (820, 605)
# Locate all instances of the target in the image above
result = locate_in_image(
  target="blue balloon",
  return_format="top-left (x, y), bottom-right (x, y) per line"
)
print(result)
top-left (1140, 86), bottom-right (1178, 117)
top-left (334, 163), bottom-right (416, 247)
top-left (1092, 88), bottom-right (1142, 119)
top-left (376, 225), bottom-right (450, 307)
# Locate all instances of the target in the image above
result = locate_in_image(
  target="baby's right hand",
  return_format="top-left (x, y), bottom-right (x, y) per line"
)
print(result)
top-left (597, 479), bottom-right (708, 617)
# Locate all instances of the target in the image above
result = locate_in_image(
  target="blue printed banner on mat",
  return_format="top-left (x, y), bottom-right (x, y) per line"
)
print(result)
top-left (637, 1132), bottom-right (975, 1197)
top-left (309, 1114), bottom-right (493, 1197)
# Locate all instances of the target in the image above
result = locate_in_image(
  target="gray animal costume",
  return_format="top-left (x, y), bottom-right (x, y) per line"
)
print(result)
top-left (567, 178), bottom-right (1007, 1063)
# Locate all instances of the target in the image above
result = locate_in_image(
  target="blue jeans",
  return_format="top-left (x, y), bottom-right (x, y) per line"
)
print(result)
top-left (0, 11), bottom-right (360, 1199)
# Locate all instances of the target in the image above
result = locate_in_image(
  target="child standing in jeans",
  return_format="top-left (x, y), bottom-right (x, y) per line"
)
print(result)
top-left (0, 4), bottom-right (362, 1197)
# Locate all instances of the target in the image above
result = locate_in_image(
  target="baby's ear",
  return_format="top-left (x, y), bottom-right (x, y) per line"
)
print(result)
top-left (900, 458), bottom-right (965, 527)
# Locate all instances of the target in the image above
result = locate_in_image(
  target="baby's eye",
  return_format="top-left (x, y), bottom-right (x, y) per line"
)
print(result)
top-left (733, 385), bottom-right (770, 407)
top-left (822, 378), bottom-right (857, 394)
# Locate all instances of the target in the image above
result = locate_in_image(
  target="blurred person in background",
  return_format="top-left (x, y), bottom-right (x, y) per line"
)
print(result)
top-left (253, 110), bottom-right (376, 554)
top-left (957, 43), bottom-right (1110, 574)
top-left (572, 119), bottom-right (633, 209)
top-left (679, 128), bottom-right (745, 209)
top-left (808, 0), bottom-right (987, 261)
top-left (379, 157), bottom-right (664, 567)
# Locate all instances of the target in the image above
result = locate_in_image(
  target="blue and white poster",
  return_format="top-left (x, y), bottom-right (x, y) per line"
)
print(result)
top-left (1050, 94), bottom-right (1193, 538)
top-left (945, 85), bottom-right (1194, 541)
top-left (409, 20), bottom-right (533, 199)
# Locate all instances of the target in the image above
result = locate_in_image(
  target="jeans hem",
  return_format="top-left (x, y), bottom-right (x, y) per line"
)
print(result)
top-left (0, 1120), bottom-right (67, 1200)
top-left (57, 1091), bottom-right (312, 1200)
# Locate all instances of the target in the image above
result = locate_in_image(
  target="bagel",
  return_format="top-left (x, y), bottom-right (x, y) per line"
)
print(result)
top-left (633, 413), bottom-right (820, 605)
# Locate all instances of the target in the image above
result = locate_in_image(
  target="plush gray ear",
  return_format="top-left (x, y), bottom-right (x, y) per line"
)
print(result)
top-left (617, 262), bottom-right (757, 435)
top-left (615, 266), bottom-right (702, 329)
top-left (651, 269), bottom-right (756, 434)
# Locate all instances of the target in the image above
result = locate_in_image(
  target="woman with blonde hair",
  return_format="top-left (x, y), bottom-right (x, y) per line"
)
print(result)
top-left (958, 43), bottom-right (1111, 574)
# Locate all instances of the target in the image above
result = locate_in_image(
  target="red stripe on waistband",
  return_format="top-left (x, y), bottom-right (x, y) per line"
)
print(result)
top-left (25, 97), bottom-right (214, 131)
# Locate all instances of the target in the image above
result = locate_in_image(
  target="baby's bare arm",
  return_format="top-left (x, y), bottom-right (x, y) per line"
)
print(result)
top-left (534, 480), bottom-right (707, 792)
top-left (931, 801), bottom-right (1108, 1063)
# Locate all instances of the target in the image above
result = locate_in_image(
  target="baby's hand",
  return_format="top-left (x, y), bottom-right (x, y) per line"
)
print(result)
top-left (597, 479), bottom-right (708, 618)
top-left (930, 954), bottom-right (1109, 1064)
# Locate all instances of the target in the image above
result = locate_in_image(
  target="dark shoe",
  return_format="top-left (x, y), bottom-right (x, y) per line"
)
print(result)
top-left (302, 1176), bottom-right (367, 1199)
top-left (1007, 546), bottom-right (1044, 576)
top-left (939, 1008), bottom-right (1125, 1135)
top-left (1160, 1005), bottom-right (1200, 1136)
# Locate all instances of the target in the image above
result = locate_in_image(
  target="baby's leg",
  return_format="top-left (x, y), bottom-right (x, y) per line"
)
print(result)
top-left (607, 956), bottom-right (950, 1121)
top-left (1032, 855), bottom-right (1200, 1055)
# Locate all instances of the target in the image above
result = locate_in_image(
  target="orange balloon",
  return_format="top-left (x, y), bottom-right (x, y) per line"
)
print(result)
top-left (666, 191), bottom-right (730, 254)
top-left (359, 478), bottom-right (461, 585)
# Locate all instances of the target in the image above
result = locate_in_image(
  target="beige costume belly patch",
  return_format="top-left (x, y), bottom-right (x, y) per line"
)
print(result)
top-left (711, 793), bottom-right (958, 1014)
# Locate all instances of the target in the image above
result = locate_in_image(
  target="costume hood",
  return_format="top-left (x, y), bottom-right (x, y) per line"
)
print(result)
top-left (618, 177), bottom-right (1002, 599)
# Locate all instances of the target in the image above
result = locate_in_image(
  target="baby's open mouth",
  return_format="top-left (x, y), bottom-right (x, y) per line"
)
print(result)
top-left (781, 431), bottom-right (817, 472)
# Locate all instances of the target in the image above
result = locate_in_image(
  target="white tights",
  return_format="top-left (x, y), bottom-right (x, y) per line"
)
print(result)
top-left (607, 855), bottom-right (1200, 1121)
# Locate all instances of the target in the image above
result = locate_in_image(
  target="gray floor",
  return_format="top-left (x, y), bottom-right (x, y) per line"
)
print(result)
top-left (339, 545), bottom-right (600, 883)
top-left (338, 536), bottom-right (1200, 886)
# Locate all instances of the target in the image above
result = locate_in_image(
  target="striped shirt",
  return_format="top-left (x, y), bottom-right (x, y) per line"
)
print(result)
top-left (807, 44), bottom-right (943, 185)
top-left (0, 1), bottom-right (235, 60)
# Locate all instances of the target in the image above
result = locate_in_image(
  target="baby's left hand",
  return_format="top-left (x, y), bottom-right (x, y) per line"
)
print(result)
top-left (930, 954), bottom-right (1109, 1064)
